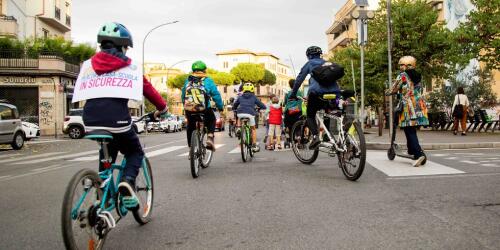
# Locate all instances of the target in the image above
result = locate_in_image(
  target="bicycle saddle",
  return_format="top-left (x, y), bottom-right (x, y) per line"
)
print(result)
top-left (84, 130), bottom-right (114, 141)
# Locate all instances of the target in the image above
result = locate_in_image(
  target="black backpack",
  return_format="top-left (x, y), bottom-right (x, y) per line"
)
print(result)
top-left (311, 62), bottom-right (345, 87)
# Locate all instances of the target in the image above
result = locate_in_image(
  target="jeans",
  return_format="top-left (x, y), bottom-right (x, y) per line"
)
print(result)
top-left (99, 129), bottom-right (144, 181)
top-left (186, 109), bottom-right (216, 147)
top-left (403, 126), bottom-right (424, 159)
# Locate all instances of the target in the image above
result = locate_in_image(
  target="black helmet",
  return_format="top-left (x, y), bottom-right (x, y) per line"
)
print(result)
top-left (97, 22), bottom-right (133, 48)
top-left (306, 46), bottom-right (322, 58)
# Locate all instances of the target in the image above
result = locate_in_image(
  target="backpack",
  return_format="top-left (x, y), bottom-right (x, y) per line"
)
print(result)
top-left (452, 95), bottom-right (464, 118)
top-left (184, 79), bottom-right (207, 112)
top-left (311, 62), bottom-right (345, 87)
top-left (286, 99), bottom-right (302, 115)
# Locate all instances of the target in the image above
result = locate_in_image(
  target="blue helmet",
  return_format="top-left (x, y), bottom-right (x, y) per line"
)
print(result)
top-left (97, 22), bottom-right (134, 48)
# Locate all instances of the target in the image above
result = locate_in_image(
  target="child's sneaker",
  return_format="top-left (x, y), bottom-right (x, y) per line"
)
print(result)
top-left (118, 177), bottom-right (139, 211)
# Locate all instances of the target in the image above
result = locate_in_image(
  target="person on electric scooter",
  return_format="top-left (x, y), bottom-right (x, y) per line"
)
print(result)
top-left (288, 46), bottom-right (339, 149)
top-left (83, 22), bottom-right (168, 210)
top-left (181, 61), bottom-right (224, 151)
top-left (387, 56), bottom-right (429, 167)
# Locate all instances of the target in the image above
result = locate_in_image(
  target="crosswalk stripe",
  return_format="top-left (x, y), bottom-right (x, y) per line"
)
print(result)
top-left (177, 144), bottom-right (225, 157)
top-left (481, 164), bottom-right (500, 167)
top-left (146, 146), bottom-right (186, 158)
top-left (13, 150), bottom-right (98, 165)
top-left (0, 152), bottom-right (66, 164)
top-left (367, 150), bottom-right (465, 177)
top-left (0, 153), bottom-right (22, 160)
top-left (461, 160), bottom-right (478, 164)
top-left (228, 146), bottom-right (240, 154)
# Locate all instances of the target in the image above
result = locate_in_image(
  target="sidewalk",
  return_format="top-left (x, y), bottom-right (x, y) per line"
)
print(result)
top-left (364, 127), bottom-right (500, 150)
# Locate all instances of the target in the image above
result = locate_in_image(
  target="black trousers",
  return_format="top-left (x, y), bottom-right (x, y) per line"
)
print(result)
top-left (99, 128), bottom-right (144, 181)
top-left (306, 93), bottom-right (332, 135)
top-left (186, 109), bottom-right (216, 147)
top-left (403, 126), bottom-right (424, 159)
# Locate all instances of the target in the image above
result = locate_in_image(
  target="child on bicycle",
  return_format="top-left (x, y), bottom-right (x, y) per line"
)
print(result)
top-left (181, 60), bottom-right (224, 151)
top-left (232, 83), bottom-right (267, 152)
top-left (283, 79), bottom-right (303, 138)
top-left (82, 22), bottom-right (167, 209)
top-left (266, 95), bottom-right (283, 150)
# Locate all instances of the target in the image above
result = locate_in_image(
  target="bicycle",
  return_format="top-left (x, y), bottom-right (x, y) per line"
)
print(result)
top-left (189, 113), bottom-right (214, 178)
top-left (239, 117), bottom-right (256, 162)
top-left (291, 90), bottom-right (366, 181)
top-left (228, 119), bottom-right (236, 138)
top-left (61, 113), bottom-right (154, 250)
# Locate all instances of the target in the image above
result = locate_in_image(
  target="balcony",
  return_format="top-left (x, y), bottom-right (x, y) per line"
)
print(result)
top-left (328, 31), bottom-right (355, 51)
top-left (0, 16), bottom-right (19, 38)
top-left (0, 50), bottom-right (80, 75)
top-left (38, 7), bottom-right (71, 32)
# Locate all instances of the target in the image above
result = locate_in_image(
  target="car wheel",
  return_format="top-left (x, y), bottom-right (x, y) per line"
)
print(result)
top-left (11, 132), bottom-right (25, 150)
top-left (68, 126), bottom-right (84, 139)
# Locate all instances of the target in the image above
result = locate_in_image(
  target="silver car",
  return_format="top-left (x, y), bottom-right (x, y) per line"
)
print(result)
top-left (0, 103), bottom-right (25, 149)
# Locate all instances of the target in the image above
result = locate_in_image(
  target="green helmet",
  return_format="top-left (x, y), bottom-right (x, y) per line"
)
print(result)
top-left (191, 60), bottom-right (207, 72)
top-left (97, 22), bottom-right (133, 48)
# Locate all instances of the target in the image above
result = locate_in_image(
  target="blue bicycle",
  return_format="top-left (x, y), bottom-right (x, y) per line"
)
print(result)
top-left (61, 114), bottom-right (154, 250)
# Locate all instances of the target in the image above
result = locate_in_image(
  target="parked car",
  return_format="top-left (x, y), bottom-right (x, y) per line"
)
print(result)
top-left (22, 121), bottom-right (40, 140)
top-left (0, 102), bottom-right (25, 149)
top-left (131, 116), bottom-right (145, 134)
top-left (63, 109), bottom-right (85, 139)
top-left (179, 116), bottom-right (187, 128)
top-left (215, 111), bottom-right (225, 131)
top-left (161, 116), bottom-right (180, 133)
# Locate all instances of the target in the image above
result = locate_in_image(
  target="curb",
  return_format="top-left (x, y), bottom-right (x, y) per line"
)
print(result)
top-left (367, 142), bottom-right (500, 150)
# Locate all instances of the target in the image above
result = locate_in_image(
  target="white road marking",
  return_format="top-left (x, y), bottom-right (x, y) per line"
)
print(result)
top-left (0, 153), bottom-right (22, 160)
top-left (0, 152), bottom-right (66, 164)
top-left (26, 139), bottom-right (68, 144)
top-left (444, 157), bottom-right (458, 160)
top-left (367, 150), bottom-right (464, 177)
top-left (143, 139), bottom-right (185, 150)
top-left (31, 164), bottom-right (62, 172)
top-left (1, 165), bottom-right (70, 182)
top-left (461, 160), bottom-right (479, 164)
top-left (13, 150), bottom-right (98, 165)
top-left (481, 164), bottom-right (500, 167)
top-left (177, 144), bottom-right (225, 157)
top-left (0, 175), bottom-right (12, 180)
top-left (388, 172), bottom-right (500, 180)
top-left (146, 146), bottom-right (187, 158)
top-left (432, 154), bottom-right (449, 157)
top-left (228, 146), bottom-right (241, 154)
top-left (457, 153), bottom-right (485, 155)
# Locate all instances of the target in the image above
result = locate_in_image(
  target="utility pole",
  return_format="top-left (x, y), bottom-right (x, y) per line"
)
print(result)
top-left (387, 0), bottom-right (394, 138)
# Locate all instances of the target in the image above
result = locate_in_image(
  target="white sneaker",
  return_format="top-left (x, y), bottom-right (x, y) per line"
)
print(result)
top-left (413, 156), bottom-right (425, 167)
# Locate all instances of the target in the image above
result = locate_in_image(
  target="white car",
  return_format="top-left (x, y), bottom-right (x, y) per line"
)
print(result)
top-left (22, 121), bottom-right (40, 140)
top-left (132, 116), bottom-right (145, 134)
top-left (160, 116), bottom-right (180, 133)
top-left (63, 109), bottom-right (85, 139)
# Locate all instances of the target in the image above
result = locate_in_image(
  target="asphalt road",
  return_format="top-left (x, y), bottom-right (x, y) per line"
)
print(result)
top-left (0, 128), bottom-right (499, 249)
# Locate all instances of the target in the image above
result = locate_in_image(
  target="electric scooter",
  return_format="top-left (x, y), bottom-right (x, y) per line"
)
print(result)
top-left (387, 96), bottom-right (427, 165)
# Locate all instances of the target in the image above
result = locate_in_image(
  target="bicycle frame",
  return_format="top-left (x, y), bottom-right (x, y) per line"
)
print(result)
top-left (315, 109), bottom-right (359, 154)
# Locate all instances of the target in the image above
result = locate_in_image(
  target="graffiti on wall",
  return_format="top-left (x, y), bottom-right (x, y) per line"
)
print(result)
top-left (39, 99), bottom-right (53, 125)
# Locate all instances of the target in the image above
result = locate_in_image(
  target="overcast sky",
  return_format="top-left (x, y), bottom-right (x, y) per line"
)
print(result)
top-left (71, 0), bottom-right (347, 74)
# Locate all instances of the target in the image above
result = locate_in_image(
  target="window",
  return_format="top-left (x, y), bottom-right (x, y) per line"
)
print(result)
top-left (0, 105), bottom-right (14, 120)
top-left (42, 28), bottom-right (49, 38)
top-left (224, 86), bottom-right (227, 93)
top-left (223, 62), bottom-right (228, 68)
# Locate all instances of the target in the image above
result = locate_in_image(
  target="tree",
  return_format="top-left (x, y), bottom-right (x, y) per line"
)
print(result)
top-left (230, 63), bottom-right (265, 84)
top-left (207, 68), bottom-right (236, 86)
top-left (259, 69), bottom-right (276, 85)
top-left (167, 74), bottom-right (189, 89)
top-left (145, 92), bottom-right (175, 113)
top-left (454, 0), bottom-right (500, 70)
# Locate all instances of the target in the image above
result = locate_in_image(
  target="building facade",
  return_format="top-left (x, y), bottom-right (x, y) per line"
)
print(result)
top-left (0, 0), bottom-right (72, 39)
top-left (216, 49), bottom-right (293, 104)
top-left (144, 62), bottom-right (185, 115)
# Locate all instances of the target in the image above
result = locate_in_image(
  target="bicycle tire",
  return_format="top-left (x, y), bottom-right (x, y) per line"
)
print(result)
top-left (339, 121), bottom-right (366, 181)
top-left (291, 120), bottom-right (318, 164)
top-left (240, 125), bottom-right (249, 162)
top-left (201, 131), bottom-right (213, 168)
top-left (61, 168), bottom-right (104, 250)
top-left (133, 157), bottom-right (154, 224)
top-left (190, 130), bottom-right (200, 178)
top-left (247, 126), bottom-right (254, 159)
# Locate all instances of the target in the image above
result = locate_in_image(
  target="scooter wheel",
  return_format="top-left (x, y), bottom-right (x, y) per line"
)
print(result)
top-left (387, 147), bottom-right (396, 160)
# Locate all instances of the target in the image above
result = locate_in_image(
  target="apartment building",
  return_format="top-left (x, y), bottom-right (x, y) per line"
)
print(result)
top-left (216, 49), bottom-right (293, 104)
top-left (144, 62), bottom-right (185, 115)
top-left (0, 0), bottom-right (72, 39)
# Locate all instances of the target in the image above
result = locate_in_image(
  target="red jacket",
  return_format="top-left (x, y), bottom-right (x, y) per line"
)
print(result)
top-left (268, 105), bottom-right (283, 125)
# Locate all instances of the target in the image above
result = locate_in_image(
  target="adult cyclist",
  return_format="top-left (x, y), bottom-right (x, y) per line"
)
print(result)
top-left (288, 46), bottom-right (340, 149)
top-left (83, 22), bottom-right (168, 209)
top-left (181, 61), bottom-right (224, 151)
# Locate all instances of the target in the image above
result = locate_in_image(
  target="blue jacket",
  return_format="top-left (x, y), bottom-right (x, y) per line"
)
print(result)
top-left (291, 56), bottom-right (340, 97)
top-left (181, 76), bottom-right (224, 110)
top-left (233, 92), bottom-right (267, 116)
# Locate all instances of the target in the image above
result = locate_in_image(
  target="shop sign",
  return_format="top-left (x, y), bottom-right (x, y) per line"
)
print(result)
top-left (2, 77), bottom-right (36, 84)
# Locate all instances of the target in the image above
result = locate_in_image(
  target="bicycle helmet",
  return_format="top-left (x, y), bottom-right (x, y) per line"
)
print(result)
top-left (242, 83), bottom-right (254, 93)
top-left (306, 46), bottom-right (322, 58)
top-left (398, 56), bottom-right (416, 68)
top-left (192, 60), bottom-right (207, 72)
top-left (97, 22), bottom-right (133, 47)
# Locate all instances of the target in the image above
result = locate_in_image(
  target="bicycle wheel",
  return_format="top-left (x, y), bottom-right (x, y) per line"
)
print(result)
top-left (240, 126), bottom-right (249, 162)
top-left (133, 157), bottom-right (154, 224)
top-left (200, 131), bottom-right (213, 168)
top-left (291, 120), bottom-right (319, 164)
top-left (62, 169), bottom-right (105, 250)
top-left (339, 121), bottom-right (366, 181)
top-left (190, 130), bottom-right (200, 178)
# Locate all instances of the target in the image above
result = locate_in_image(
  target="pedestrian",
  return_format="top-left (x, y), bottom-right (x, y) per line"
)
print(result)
top-left (263, 94), bottom-right (276, 143)
top-left (266, 96), bottom-right (283, 150)
top-left (387, 56), bottom-right (429, 167)
top-left (451, 86), bottom-right (469, 136)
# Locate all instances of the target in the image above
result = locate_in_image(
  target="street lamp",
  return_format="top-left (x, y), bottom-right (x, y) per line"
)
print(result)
top-left (166, 59), bottom-right (190, 83)
top-left (141, 20), bottom-right (179, 115)
top-left (351, 1), bottom-right (374, 127)
top-left (386, 0), bottom-right (394, 138)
